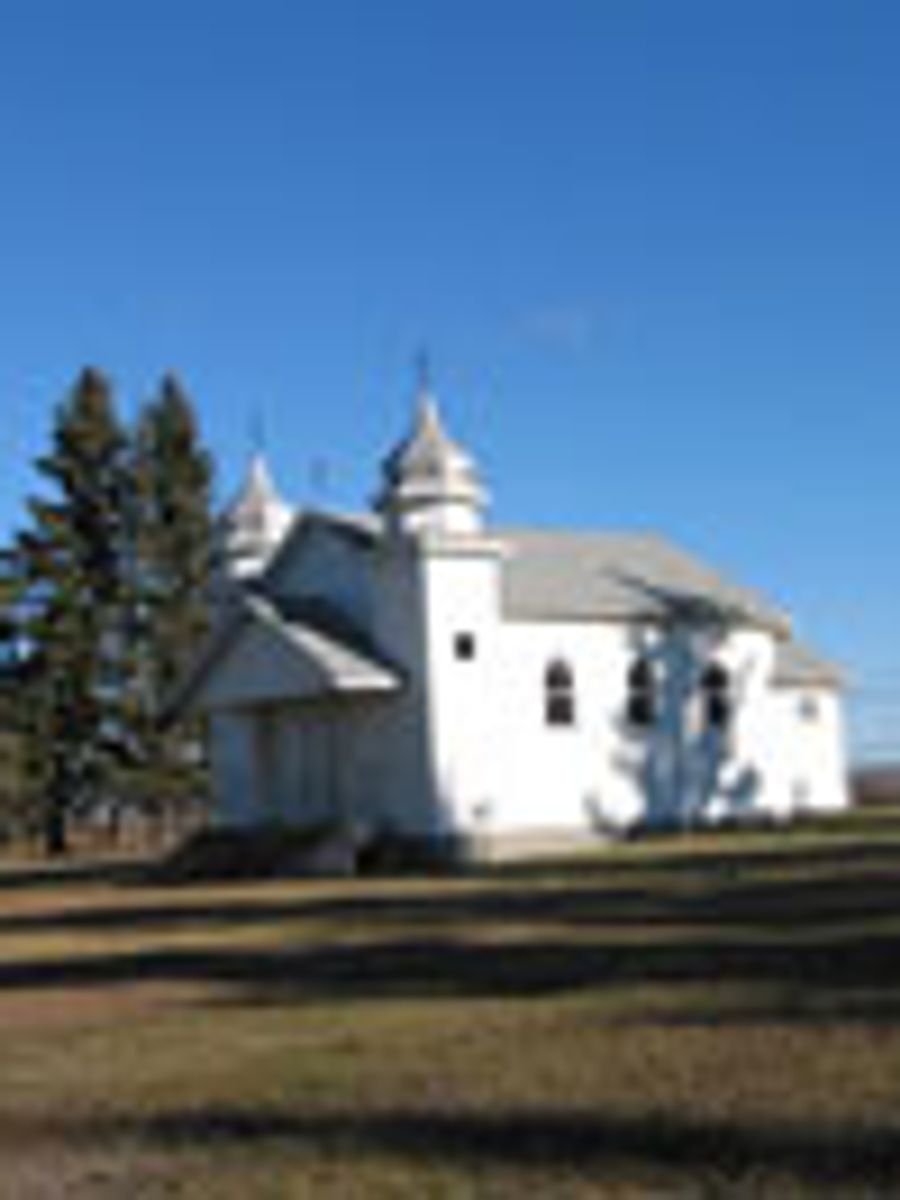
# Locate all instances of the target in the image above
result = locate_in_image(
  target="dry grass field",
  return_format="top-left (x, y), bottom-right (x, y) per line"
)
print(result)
top-left (2, 807), bottom-right (900, 1197)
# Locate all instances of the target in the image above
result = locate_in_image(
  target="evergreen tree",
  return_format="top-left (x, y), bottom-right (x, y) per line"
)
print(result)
top-left (129, 374), bottom-right (213, 828)
top-left (0, 550), bottom-right (27, 841)
top-left (16, 368), bottom-right (128, 854)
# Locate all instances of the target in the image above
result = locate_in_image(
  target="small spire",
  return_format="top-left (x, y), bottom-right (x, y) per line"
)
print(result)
top-left (246, 451), bottom-right (276, 496)
top-left (249, 407), bottom-right (267, 456)
top-left (414, 347), bottom-right (432, 398)
top-left (412, 347), bottom-right (444, 436)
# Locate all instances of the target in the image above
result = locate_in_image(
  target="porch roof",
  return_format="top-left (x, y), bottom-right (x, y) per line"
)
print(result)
top-left (172, 594), bottom-right (401, 714)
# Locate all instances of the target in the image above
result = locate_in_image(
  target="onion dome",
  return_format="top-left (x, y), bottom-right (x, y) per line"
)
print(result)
top-left (375, 380), bottom-right (487, 535)
top-left (216, 453), bottom-right (293, 582)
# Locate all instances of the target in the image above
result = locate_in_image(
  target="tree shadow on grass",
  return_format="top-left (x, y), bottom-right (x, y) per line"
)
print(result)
top-left (2, 1105), bottom-right (899, 1191)
top-left (3, 829), bottom-right (900, 1025)
top-left (2, 856), bottom-right (900, 942)
top-left (1, 922), bottom-right (900, 1026)
top-left (0, 812), bottom-right (897, 901)
top-left (493, 830), bottom-right (900, 884)
top-left (0, 857), bottom-right (149, 893)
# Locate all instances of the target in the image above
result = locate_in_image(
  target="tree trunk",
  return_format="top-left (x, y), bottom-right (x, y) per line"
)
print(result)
top-left (106, 800), bottom-right (122, 847)
top-left (44, 798), bottom-right (68, 856)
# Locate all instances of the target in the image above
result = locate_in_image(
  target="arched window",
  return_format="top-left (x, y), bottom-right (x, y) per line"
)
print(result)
top-left (545, 659), bottom-right (576, 727)
top-left (627, 657), bottom-right (657, 729)
top-left (702, 663), bottom-right (731, 731)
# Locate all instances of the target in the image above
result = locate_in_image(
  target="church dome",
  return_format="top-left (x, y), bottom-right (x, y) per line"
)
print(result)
top-left (375, 380), bottom-right (488, 534)
top-left (216, 453), bottom-right (294, 580)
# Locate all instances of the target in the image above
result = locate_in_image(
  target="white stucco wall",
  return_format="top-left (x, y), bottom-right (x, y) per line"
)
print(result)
top-left (417, 537), bottom-right (506, 839)
top-left (203, 519), bottom-right (850, 853)
top-left (432, 619), bottom-right (782, 839)
top-left (769, 686), bottom-right (849, 815)
top-left (418, 550), bottom-right (849, 843)
top-left (487, 620), bottom-right (637, 836)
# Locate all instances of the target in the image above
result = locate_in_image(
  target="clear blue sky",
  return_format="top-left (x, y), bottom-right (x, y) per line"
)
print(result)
top-left (0, 0), bottom-right (897, 759)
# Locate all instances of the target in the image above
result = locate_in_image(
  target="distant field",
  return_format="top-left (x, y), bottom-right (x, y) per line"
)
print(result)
top-left (2, 807), bottom-right (900, 1197)
top-left (854, 763), bottom-right (900, 807)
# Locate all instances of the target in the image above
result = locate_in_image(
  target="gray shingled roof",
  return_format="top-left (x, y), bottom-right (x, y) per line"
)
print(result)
top-left (253, 512), bottom-right (841, 689)
top-left (262, 510), bottom-right (380, 590)
top-left (172, 592), bottom-right (400, 715)
top-left (772, 639), bottom-right (843, 689)
top-left (250, 596), bottom-right (400, 693)
top-left (264, 515), bottom-right (798, 636)
top-left (497, 528), bottom-right (791, 631)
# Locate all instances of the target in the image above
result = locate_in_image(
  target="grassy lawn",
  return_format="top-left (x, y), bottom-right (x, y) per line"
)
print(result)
top-left (2, 808), bottom-right (900, 1197)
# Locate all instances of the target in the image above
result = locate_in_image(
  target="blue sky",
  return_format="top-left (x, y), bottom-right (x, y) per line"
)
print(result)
top-left (0, 0), bottom-right (897, 758)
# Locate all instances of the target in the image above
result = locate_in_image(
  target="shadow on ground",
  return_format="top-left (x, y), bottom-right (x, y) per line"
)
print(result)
top-left (2, 825), bottom-right (900, 1024)
top-left (2, 862), bottom-right (900, 937)
top-left (0, 858), bottom-right (149, 892)
top-left (1, 1104), bottom-right (898, 1191)
top-left (0, 917), bottom-right (899, 1025)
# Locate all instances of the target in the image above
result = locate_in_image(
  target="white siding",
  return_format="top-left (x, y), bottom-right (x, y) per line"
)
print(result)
top-left (209, 712), bottom-right (258, 827)
top-left (770, 687), bottom-right (849, 815)
top-left (203, 519), bottom-right (850, 855)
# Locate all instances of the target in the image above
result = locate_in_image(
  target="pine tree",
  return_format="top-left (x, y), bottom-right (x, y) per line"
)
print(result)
top-left (0, 549), bottom-right (27, 842)
top-left (16, 368), bottom-right (128, 854)
top-left (129, 374), bottom-right (213, 830)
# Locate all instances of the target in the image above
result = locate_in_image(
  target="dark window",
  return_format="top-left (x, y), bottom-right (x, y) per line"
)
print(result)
top-left (799, 694), bottom-right (819, 722)
top-left (702, 663), bottom-right (731, 730)
top-left (545, 659), bottom-right (576, 726)
top-left (627, 657), bottom-right (657, 728)
top-left (454, 632), bottom-right (476, 661)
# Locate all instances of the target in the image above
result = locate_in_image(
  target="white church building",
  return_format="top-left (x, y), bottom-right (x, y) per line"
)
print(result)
top-left (179, 376), bottom-right (849, 861)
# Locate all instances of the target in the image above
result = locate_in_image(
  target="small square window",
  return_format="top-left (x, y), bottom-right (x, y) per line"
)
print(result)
top-left (799, 695), bottom-right (820, 722)
top-left (454, 632), bottom-right (476, 661)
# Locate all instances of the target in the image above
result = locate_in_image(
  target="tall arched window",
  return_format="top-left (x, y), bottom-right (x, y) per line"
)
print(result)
top-left (627, 657), bottom-right (657, 728)
top-left (545, 659), bottom-right (576, 727)
top-left (702, 663), bottom-right (731, 731)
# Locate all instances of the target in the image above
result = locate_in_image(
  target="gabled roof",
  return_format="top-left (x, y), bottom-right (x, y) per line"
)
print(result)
top-left (497, 528), bottom-right (791, 632)
top-left (172, 592), bottom-right (400, 715)
top-left (263, 518), bottom-right (799, 636)
top-left (262, 509), bottom-right (381, 591)
top-left (250, 595), bottom-right (399, 691)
